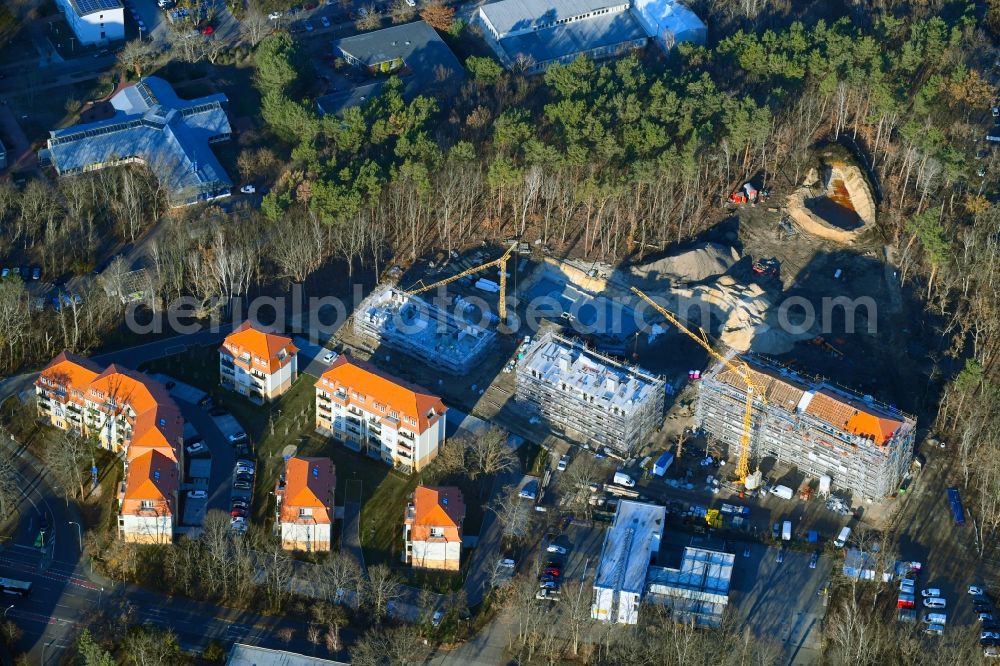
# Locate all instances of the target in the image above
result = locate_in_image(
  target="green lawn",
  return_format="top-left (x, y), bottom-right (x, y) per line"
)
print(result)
top-left (141, 346), bottom-right (487, 580)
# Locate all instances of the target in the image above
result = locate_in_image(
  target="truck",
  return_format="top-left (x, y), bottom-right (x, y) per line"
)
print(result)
top-left (834, 526), bottom-right (852, 548)
top-left (947, 487), bottom-right (966, 526)
top-left (782, 520), bottom-right (792, 541)
top-left (720, 503), bottom-right (750, 517)
top-left (652, 451), bottom-right (674, 477)
top-left (613, 471), bottom-right (635, 488)
top-left (771, 485), bottom-right (794, 500)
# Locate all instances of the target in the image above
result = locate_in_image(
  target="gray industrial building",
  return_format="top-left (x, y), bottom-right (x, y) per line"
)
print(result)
top-left (646, 546), bottom-right (734, 627)
top-left (592, 500), bottom-right (665, 624)
top-left (41, 77), bottom-right (232, 207)
top-left (696, 356), bottom-right (916, 501)
top-left (475, 0), bottom-right (705, 73)
top-left (352, 285), bottom-right (496, 374)
top-left (516, 331), bottom-right (665, 455)
top-left (317, 20), bottom-right (464, 116)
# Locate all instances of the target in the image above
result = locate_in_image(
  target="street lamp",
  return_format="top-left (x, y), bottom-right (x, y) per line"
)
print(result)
top-left (68, 521), bottom-right (83, 551)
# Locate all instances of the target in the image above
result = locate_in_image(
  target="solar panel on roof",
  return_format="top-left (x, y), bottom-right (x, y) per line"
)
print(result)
top-left (73, 0), bottom-right (122, 15)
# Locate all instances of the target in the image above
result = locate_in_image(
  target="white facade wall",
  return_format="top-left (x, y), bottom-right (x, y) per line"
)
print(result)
top-left (57, 0), bottom-right (124, 45)
top-left (221, 354), bottom-right (296, 401)
top-left (280, 521), bottom-right (332, 550)
top-left (317, 390), bottom-right (444, 472)
top-left (410, 539), bottom-right (461, 568)
top-left (119, 512), bottom-right (172, 543)
top-left (591, 586), bottom-right (642, 624)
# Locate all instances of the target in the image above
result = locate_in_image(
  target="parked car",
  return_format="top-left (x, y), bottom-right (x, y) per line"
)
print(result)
top-left (743, 545), bottom-right (751, 558)
top-left (972, 586), bottom-right (988, 596)
top-left (230, 507), bottom-right (247, 518)
top-left (809, 551), bottom-right (819, 569)
top-left (268, 11), bottom-right (281, 19)
top-left (538, 579), bottom-right (558, 590)
top-left (1, 268), bottom-right (8, 278)
top-left (231, 498), bottom-right (249, 510)
top-left (239, 184), bottom-right (256, 194)
top-left (900, 579), bottom-right (915, 593)
top-left (228, 432), bottom-right (248, 444)
top-left (984, 631), bottom-right (1000, 641)
top-left (981, 613), bottom-right (995, 623)
top-left (776, 549), bottom-right (785, 564)
top-left (546, 544), bottom-right (567, 555)
top-left (233, 480), bottom-right (252, 490)
top-left (518, 481), bottom-right (537, 500)
top-left (431, 610), bottom-right (443, 628)
top-left (498, 558), bottom-right (515, 569)
top-left (924, 597), bottom-right (947, 609)
top-left (236, 460), bottom-right (256, 474)
top-left (323, 350), bottom-right (337, 363)
top-left (304, 19), bottom-right (314, 31)
top-left (231, 517), bottom-right (248, 533)
top-left (543, 567), bottom-right (561, 577)
top-left (925, 623), bottom-right (944, 636)
top-left (320, 15), bottom-right (330, 28)
top-left (200, 24), bottom-right (214, 35)
top-left (186, 441), bottom-right (208, 456)
top-left (921, 588), bottom-right (942, 598)
top-left (187, 490), bottom-right (207, 499)
top-left (557, 455), bottom-right (569, 471)
top-left (31, 267), bottom-right (40, 280)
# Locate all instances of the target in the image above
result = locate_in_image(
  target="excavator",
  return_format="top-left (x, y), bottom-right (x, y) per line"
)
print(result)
top-left (631, 287), bottom-right (769, 488)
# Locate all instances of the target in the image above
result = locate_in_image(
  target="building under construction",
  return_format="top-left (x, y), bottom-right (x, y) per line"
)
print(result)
top-left (353, 285), bottom-right (496, 374)
top-left (516, 332), bottom-right (665, 455)
top-left (696, 356), bottom-right (916, 501)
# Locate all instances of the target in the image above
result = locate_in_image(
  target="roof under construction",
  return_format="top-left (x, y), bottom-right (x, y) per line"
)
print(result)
top-left (594, 500), bottom-right (665, 594)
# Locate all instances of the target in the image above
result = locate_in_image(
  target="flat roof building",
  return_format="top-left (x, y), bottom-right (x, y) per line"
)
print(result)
top-left (592, 500), bottom-right (665, 624)
top-left (353, 285), bottom-right (497, 375)
top-left (516, 331), bottom-right (665, 455)
top-left (317, 21), bottom-right (464, 116)
top-left (646, 547), bottom-right (734, 627)
top-left (696, 355), bottom-right (916, 500)
top-left (476, 0), bottom-right (705, 73)
top-left (227, 644), bottom-right (349, 666)
top-left (43, 77), bottom-right (233, 207)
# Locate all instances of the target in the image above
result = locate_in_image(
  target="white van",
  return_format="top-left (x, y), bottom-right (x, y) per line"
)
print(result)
top-left (834, 526), bottom-right (851, 548)
top-left (925, 623), bottom-right (945, 636)
top-left (923, 612), bottom-right (947, 625)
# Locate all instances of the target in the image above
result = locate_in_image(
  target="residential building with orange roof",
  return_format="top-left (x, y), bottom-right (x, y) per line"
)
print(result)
top-left (696, 355), bottom-right (916, 501)
top-left (274, 457), bottom-right (336, 551)
top-left (35, 352), bottom-right (183, 543)
top-left (315, 354), bottom-right (447, 474)
top-left (403, 486), bottom-right (465, 571)
top-left (220, 320), bottom-right (298, 403)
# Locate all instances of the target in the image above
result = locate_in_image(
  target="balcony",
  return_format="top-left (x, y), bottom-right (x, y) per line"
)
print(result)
top-left (399, 429), bottom-right (415, 441)
top-left (317, 393), bottom-right (331, 404)
top-left (221, 357), bottom-right (235, 369)
top-left (347, 406), bottom-right (364, 417)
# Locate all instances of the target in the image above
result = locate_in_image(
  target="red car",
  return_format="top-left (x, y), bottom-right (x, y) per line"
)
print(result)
top-left (200, 24), bottom-right (214, 35)
top-left (543, 567), bottom-right (561, 577)
top-left (230, 507), bottom-right (246, 518)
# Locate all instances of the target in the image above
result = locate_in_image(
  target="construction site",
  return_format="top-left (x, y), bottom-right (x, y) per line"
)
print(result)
top-left (515, 330), bottom-right (666, 456)
top-left (695, 355), bottom-right (917, 501)
top-left (351, 284), bottom-right (497, 374)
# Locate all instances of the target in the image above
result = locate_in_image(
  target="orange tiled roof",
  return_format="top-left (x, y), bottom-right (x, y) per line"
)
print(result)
top-left (221, 321), bottom-right (298, 374)
top-left (411, 486), bottom-right (464, 528)
top-left (38, 351), bottom-right (102, 392)
top-left (88, 364), bottom-right (182, 460)
top-left (279, 457), bottom-right (335, 524)
top-left (319, 355), bottom-right (446, 432)
top-left (122, 449), bottom-right (177, 504)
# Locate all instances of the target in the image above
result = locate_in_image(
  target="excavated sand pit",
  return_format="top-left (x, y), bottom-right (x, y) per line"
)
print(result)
top-left (786, 164), bottom-right (876, 243)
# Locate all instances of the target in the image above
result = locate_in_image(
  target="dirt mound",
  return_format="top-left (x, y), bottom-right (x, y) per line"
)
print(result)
top-left (630, 243), bottom-right (740, 286)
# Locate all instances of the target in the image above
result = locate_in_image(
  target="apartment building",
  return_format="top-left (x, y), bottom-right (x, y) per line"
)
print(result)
top-left (219, 321), bottom-right (298, 403)
top-left (315, 355), bottom-right (447, 474)
top-left (403, 486), bottom-right (465, 571)
top-left (696, 356), bottom-right (916, 501)
top-left (516, 332), bottom-right (665, 455)
top-left (592, 500), bottom-right (665, 624)
top-left (35, 351), bottom-right (182, 543)
top-left (275, 457), bottom-right (336, 552)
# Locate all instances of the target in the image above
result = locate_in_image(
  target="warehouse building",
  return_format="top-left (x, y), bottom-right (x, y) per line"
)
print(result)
top-left (592, 500), bottom-right (665, 624)
top-left (516, 331), bottom-right (665, 455)
top-left (475, 0), bottom-right (705, 73)
top-left (696, 356), bottom-right (916, 501)
top-left (42, 77), bottom-right (233, 207)
top-left (56, 0), bottom-right (124, 46)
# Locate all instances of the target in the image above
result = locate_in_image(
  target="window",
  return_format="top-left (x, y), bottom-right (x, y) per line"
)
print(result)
top-left (429, 527), bottom-right (444, 538)
top-left (373, 402), bottom-right (385, 412)
top-left (389, 410), bottom-right (398, 419)
top-left (299, 508), bottom-right (313, 518)
top-left (140, 500), bottom-right (154, 510)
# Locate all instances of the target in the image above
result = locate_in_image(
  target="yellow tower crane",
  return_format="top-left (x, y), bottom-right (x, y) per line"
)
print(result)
top-left (630, 286), bottom-right (769, 486)
top-left (406, 243), bottom-right (517, 325)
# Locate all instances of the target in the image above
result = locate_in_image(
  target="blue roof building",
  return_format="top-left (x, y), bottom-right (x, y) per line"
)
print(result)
top-left (43, 77), bottom-right (233, 208)
top-left (476, 0), bottom-right (705, 73)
